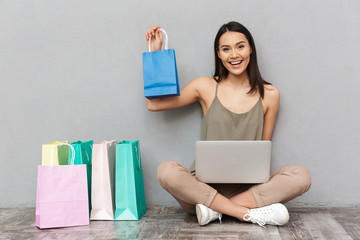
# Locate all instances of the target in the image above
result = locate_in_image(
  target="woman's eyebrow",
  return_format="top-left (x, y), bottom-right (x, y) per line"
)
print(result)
top-left (220, 41), bottom-right (246, 48)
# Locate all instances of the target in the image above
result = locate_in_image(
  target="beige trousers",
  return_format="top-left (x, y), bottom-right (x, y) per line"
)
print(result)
top-left (157, 160), bottom-right (311, 215)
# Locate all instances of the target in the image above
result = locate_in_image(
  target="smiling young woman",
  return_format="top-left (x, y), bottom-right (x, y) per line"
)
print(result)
top-left (145, 21), bottom-right (311, 227)
top-left (217, 32), bottom-right (252, 77)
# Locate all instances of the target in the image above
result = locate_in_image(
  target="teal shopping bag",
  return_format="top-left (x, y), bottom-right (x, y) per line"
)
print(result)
top-left (115, 140), bottom-right (146, 220)
top-left (68, 140), bottom-right (93, 216)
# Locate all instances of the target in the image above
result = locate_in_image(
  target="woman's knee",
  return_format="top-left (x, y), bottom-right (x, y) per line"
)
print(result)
top-left (157, 160), bottom-right (184, 188)
top-left (290, 165), bottom-right (312, 194)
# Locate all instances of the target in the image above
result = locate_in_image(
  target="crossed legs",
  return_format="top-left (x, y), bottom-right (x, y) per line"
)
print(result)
top-left (157, 160), bottom-right (311, 221)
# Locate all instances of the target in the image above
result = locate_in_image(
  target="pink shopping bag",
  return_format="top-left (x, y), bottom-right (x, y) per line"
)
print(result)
top-left (36, 143), bottom-right (89, 229)
top-left (90, 140), bottom-right (117, 220)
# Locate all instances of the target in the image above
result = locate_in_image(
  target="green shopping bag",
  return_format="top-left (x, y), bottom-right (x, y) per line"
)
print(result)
top-left (115, 140), bottom-right (146, 220)
top-left (68, 140), bottom-right (93, 216)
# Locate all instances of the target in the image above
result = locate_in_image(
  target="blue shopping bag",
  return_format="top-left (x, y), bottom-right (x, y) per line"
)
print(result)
top-left (142, 28), bottom-right (180, 99)
top-left (114, 140), bottom-right (146, 220)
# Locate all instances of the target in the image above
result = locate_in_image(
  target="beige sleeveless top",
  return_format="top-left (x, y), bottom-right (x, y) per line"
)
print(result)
top-left (189, 83), bottom-right (264, 172)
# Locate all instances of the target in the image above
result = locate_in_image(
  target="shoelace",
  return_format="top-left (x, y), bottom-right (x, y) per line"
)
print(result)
top-left (243, 207), bottom-right (278, 228)
top-left (243, 213), bottom-right (266, 228)
top-left (218, 214), bottom-right (222, 224)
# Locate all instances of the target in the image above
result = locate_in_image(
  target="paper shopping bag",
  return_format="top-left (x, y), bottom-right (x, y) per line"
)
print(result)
top-left (36, 143), bottom-right (89, 229)
top-left (68, 140), bottom-right (93, 216)
top-left (114, 140), bottom-right (146, 220)
top-left (90, 140), bottom-right (117, 220)
top-left (142, 28), bottom-right (180, 99)
top-left (42, 141), bottom-right (69, 165)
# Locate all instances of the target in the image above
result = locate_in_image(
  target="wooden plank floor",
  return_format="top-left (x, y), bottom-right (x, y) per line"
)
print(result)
top-left (0, 207), bottom-right (359, 240)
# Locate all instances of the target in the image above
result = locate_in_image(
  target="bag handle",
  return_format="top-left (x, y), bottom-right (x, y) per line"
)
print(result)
top-left (148, 28), bottom-right (169, 52)
top-left (82, 141), bottom-right (93, 162)
top-left (83, 145), bottom-right (91, 163)
top-left (135, 144), bottom-right (141, 170)
top-left (50, 143), bottom-right (75, 165)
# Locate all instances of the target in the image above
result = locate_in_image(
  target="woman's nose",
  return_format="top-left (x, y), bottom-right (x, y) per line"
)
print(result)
top-left (231, 49), bottom-right (239, 57)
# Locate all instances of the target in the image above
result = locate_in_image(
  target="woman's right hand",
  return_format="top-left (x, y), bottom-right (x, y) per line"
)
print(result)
top-left (145, 26), bottom-right (163, 52)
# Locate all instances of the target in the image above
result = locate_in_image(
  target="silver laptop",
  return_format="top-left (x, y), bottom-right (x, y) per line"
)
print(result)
top-left (195, 141), bottom-right (271, 183)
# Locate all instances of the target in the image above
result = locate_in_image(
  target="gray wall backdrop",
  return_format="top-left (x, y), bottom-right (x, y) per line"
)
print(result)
top-left (1, 0), bottom-right (359, 207)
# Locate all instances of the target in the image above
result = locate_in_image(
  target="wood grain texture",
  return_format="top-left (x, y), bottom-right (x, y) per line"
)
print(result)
top-left (0, 207), bottom-right (359, 240)
top-left (331, 207), bottom-right (360, 240)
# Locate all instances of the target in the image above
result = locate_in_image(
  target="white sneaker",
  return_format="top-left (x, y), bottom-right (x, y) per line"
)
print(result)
top-left (243, 203), bottom-right (289, 227)
top-left (195, 204), bottom-right (222, 226)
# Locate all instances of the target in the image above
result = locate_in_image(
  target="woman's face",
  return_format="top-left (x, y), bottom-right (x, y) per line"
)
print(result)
top-left (217, 31), bottom-right (252, 77)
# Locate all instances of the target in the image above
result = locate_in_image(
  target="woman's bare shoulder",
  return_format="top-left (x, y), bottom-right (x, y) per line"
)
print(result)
top-left (191, 76), bottom-right (217, 92)
top-left (264, 84), bottom-right (280, 99)
top-left (192, 76), bottom-right (216, 85)
top-left (190, 76), bottom-right (217, 102)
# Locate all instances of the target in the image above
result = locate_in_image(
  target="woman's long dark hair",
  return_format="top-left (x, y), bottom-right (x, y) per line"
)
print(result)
top-left (213, 21), bottom-right (271, 99)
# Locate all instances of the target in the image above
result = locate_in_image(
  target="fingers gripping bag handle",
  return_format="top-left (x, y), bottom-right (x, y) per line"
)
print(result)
top-left (50, 143), bottom-right (76, 165)
top-left (147, 28), bottom-right (169, 52)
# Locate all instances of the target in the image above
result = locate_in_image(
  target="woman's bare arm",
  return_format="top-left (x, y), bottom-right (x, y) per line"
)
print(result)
top-left (262, 85), bottom-right (280, 140)
top-left (146, 77), bottom-right (210, 111)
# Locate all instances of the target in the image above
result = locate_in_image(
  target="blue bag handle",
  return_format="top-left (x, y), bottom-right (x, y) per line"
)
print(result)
top-left (147, 28), bottom-right (169, 52)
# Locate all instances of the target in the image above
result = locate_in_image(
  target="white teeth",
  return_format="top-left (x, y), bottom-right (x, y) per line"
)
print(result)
top-left (230, 61), bottom-right (242, 65)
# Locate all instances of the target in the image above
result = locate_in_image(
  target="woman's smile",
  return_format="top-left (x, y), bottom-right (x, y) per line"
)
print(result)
top-left (229, 60), bottom-right (243, 68)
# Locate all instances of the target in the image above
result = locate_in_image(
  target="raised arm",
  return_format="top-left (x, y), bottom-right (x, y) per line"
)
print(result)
top-left (144, 26), bottom-right (204, 112)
